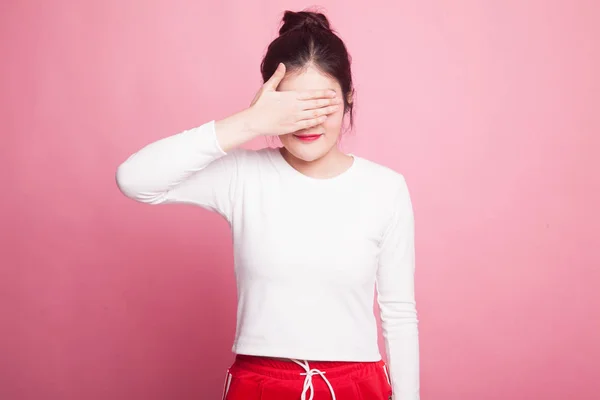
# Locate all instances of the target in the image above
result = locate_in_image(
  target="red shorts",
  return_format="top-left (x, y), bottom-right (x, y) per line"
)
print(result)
top-left (222, 354), bottom-right (393, 400)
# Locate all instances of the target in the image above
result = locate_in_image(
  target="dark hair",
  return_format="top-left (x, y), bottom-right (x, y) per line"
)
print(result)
top-left (261, 10), bottom-right (355, 130)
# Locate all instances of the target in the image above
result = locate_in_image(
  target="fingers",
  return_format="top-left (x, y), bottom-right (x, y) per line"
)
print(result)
top-left (294, 115), bottom-right (328, 130)
top-left (301, 97), bottom-right (343, 110)
top-left (264, 63), bottom-right (286, 90)
top-left (297, 105), bottom-right (340, 121)
top-left (296, 89), bottom-right (337, 101)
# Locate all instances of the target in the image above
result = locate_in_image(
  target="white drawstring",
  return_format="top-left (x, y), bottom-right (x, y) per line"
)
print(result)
top-left (291, 359), bottom-right (337, 400)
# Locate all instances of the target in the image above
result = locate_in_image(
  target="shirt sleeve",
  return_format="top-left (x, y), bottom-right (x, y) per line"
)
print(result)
top-left (376, 176), bottom-right (420, 400)
top-left (115, 120), bottom-right (240, 223)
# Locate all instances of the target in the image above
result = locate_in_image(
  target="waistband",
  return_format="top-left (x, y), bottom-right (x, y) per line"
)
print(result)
top-left (232, 354), bottom-right (385, 380)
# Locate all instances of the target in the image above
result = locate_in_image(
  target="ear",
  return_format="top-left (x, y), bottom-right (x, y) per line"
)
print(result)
top-left (346, 89), bottom-right (354, 104)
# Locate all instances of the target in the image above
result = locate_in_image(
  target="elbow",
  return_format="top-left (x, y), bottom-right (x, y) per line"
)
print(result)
top-left (380, 300), bottom-right (419, 338)
top-left (115, 162), bottom-right (140, 200)
top-left (115, 162), bottom-right (164, 204)
top-left (382, 304), bottom-right (419, 325)
top-left (381, 315), bottom-right (419, 340)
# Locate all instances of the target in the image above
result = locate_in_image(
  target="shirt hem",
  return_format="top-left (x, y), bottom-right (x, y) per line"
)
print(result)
top-left (232, 340), bottom-right (383, 362)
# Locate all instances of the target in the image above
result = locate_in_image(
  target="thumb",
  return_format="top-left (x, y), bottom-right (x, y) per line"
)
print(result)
top-left (264, 63), bottom-right (286, 91)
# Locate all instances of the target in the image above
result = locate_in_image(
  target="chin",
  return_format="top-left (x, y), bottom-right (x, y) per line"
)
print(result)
top-left (280, 136), bottom-right (332, 163)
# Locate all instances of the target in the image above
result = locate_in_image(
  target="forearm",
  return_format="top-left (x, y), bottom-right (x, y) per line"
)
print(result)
top-left (381, 304), bottom-right (420, 400)
top-left (116, 120), bottom-right (232, 203)
top-left (214, 108), bottom-right (261, 153)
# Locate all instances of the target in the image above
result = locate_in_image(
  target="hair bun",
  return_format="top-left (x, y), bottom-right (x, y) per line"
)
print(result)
top-left (279, 10), bottom-right (331, 35)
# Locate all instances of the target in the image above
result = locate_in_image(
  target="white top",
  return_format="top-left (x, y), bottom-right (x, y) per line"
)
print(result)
top-left (116, 120), bottom-right (420, 399)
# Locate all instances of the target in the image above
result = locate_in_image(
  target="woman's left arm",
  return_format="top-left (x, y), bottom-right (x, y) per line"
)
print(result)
top-left (376, 176), bottom-right (420, 400)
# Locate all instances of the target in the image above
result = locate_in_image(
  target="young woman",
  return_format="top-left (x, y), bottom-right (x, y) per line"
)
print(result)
top-left (116, 10), bottom-right (419, 400)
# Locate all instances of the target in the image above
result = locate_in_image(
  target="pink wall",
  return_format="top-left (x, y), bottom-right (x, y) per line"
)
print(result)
top-left (1, 1), bottom-right (599, 399)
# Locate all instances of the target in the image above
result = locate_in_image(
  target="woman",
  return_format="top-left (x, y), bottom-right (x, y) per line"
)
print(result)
top-left (116, 10), bottom-right (419, 400)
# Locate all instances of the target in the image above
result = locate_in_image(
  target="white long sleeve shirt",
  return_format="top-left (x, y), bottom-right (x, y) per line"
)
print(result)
top-left (116, 120), bottom-right (420, 399)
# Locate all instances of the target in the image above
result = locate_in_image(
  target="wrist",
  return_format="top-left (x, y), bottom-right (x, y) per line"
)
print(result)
top-left (214, 109), bottom-right (260, 153)
top-left (238, 107), bottom-right (263, 140)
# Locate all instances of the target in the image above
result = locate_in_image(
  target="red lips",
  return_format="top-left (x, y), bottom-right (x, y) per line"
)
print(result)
top-left (293, 134), bottom-right (322, 142)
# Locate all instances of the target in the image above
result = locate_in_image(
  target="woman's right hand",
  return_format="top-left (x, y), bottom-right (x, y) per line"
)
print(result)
top-left (246, 63), bottom-right (343, 137)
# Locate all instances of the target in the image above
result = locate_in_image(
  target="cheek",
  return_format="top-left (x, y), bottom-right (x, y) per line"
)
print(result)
top-left (279, 134), bottom-right (292, 147)
top-left (323, 109), bottom-right (344, 133)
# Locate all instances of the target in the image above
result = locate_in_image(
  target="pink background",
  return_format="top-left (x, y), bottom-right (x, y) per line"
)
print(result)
top-left (1, 1), bottom-right (599, 399)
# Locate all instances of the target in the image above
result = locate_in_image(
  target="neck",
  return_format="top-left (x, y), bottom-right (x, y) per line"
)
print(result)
top-left (280, 146), bottom-right (354, 179)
